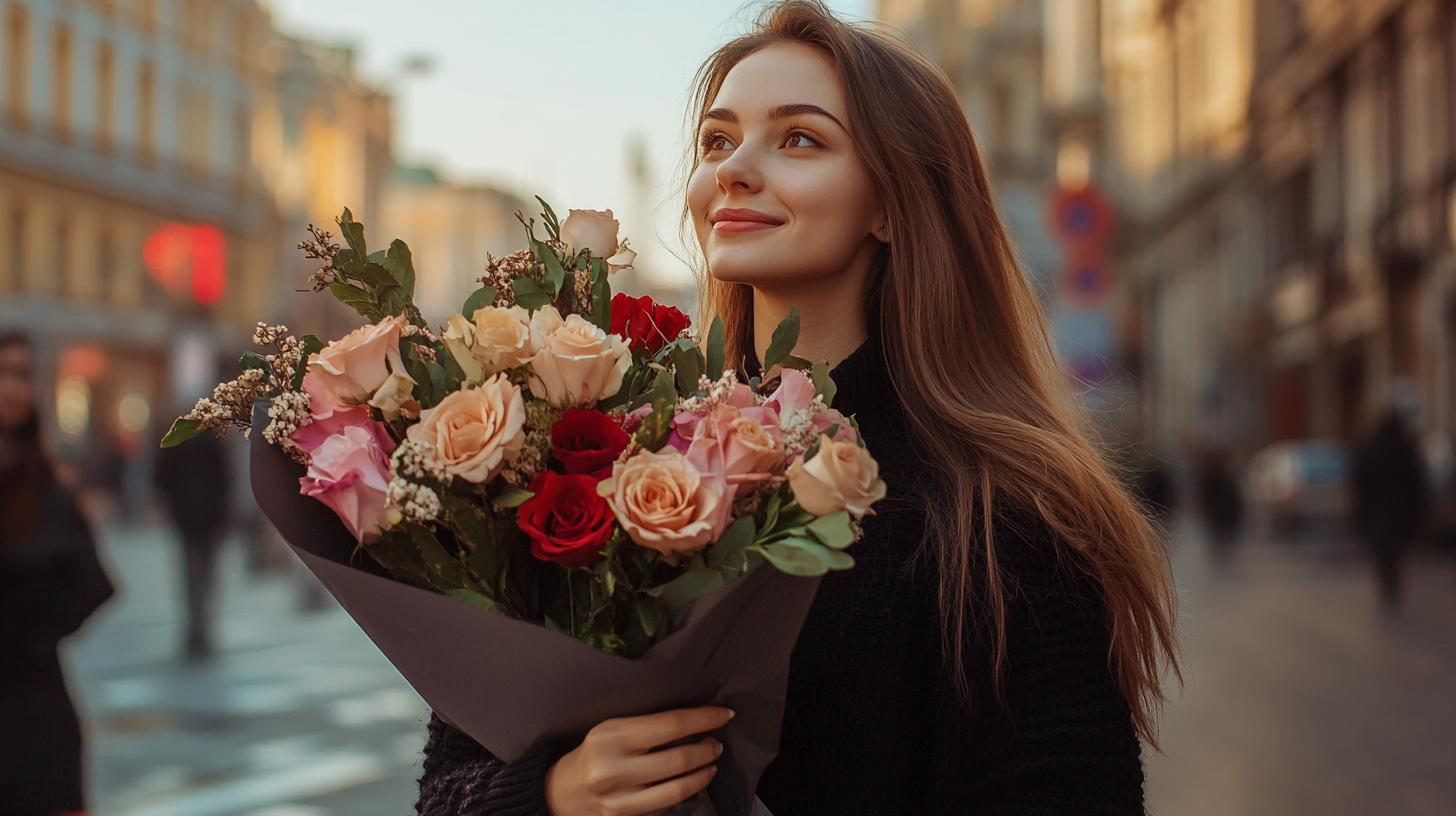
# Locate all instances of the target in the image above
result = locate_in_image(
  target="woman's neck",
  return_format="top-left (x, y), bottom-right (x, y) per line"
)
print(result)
top-left (751, 275), bottom-right (869, 374)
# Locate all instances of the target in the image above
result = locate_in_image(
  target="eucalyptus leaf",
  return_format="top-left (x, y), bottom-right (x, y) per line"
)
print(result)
top-left (760, 537), bottom-right (832, 577)
top-left (657, 566), bottom-right (728, 607)
top-left (159, 417), bottom-right (205, 448)
top-left (762, 306), bottom-right (800, 374)
top-left (492, 487), bottom-right (534, 510)
top-left (707, 516), bottom-right (756, 570)
top-left (512, 277), bottom-right (552, 311)
top-left (806, 511), bottom-right (854, 550)
top-left (462, 285), bottom-right (497, 319)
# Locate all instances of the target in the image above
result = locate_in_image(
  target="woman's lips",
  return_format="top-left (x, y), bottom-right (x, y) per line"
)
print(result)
top-left (712, 220), bottom-right (781, 235)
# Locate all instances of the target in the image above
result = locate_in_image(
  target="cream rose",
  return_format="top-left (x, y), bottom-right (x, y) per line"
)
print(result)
top-left (786, 433), bottom-right (887, 519)
top-left (559, 208), bottom-right (620, 258)
top-left (598, 449), bottom-right (731, 557)
top-left (441, 313), bottom-right (485, 383)
top-left (306, 315), bottom-right (409, 405)
top-left (606, 245), bottom-right (637, 273)
top-left (527, 306), bottom-right (631, 407)
top-left (405, 373), bottom-right (526, 483)
top-left (367, 369), bottom-right (418, 420)
top-left (443, 305), bottom-right (537, 383)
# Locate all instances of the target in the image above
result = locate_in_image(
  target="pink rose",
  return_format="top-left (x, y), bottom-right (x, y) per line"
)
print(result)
top-left (297, 419), bottom-right (398, 542)
top-left (306, 315), bottom-right (409, 405)
top-left (766, 369), bottom-right (856, 458)
top-left (677, 403), bottom-right (784, 490)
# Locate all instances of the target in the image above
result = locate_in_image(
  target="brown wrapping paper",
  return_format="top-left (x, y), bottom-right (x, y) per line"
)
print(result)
top-left (249, 402), bottom-right (808, 815)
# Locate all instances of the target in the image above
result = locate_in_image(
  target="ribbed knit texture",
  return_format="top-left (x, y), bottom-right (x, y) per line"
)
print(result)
top-left (414, 322), bottom-right (1145, 814)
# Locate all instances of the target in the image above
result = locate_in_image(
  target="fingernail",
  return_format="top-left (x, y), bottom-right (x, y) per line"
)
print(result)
top-left (726, 709), bottom-right (736, 720)
top-left (714, 741), bottom-right (724, 756)
top-left (709, 765), bottom-right (719, 777)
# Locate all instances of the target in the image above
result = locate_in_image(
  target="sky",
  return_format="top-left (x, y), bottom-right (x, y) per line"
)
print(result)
top-left (264, 0), bottom-right (878, 287)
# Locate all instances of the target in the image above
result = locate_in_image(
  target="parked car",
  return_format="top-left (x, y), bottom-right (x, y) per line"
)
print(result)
top-left (1245, 440), bottom-right (1351, 537)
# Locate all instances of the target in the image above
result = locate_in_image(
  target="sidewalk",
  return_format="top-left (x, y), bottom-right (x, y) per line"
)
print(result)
top-left (65, 522), bottom-right (430, 816)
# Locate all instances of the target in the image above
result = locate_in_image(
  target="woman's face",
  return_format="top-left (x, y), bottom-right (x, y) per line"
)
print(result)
top-left (687, 42), bottom-right (886, 288)
top-left (0, 342), bottom-right (35, 433)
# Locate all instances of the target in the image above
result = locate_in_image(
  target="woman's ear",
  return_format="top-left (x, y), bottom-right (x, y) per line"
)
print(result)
top-left (872, 212), bottom-right (891, 244)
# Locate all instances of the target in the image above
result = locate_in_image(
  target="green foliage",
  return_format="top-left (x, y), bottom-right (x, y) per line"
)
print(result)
top-left (293, 335), bottom-right (324, 388)
top-left (631, 370), bottom-right (678, 451)
top-left (706, 516), bottom-right (756, 570)
top-left (531, 237), bottom-right (568, 296)
top-left (159, 417), bottom-right (204, 448)
top-left (382, 239), bottom-right (415, 299)
top-left (461, 285), bottom-right (497, 319)
top-left (670, 339), bottom-right (705, 395)
top-left (705, 316), bottom-right (725, 380)
top-left (811, 359), bottom-right (837, 408)
top-left (239, 352), bottom-right (269, 374)
top-left (762, 306), bottom-right (800, 374)
top-left (806, 511), bottom-right (854, 550)
top-left (512, 277), bottom-right (552, 311)
top-left (590, 259), bottom-right (612, 332)
top-left (535, 196), bottom-right (562, 242)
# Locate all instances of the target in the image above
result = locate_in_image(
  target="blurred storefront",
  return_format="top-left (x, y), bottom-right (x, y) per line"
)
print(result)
top-left (0, 1), bottom-right (396, 509)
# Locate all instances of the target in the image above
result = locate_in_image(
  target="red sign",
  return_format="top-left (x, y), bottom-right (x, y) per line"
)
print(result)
top-left (144, 223), bottom-right (227, 305)
top-left (1063, 252), bottom-right (1112, 303)
top-left (1048, 185), bottom-right (1115, 248)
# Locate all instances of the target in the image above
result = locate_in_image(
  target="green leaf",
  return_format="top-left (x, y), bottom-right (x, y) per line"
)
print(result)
top-left (493, 487), bottom-right (534, 510)
top-left (760, 488), bottom-right (783, 535)
top-left (762, 306), bottom-right (800, 374)
top-left (293, 335), bottom-right (324, 388)
top-left (672, 341), bottom-right (704, 395)
top-left (590, 259), bottom-right (612, 332)
top-left (636, 599), bottom-right (663, 638)
top-left (366, 249), bottom-right (388, 264)
top-left (339, 207), bottom-right (366, 257)
top-left (535, 195), bottom-right (562, 241)
top-left (806, 511), bottom-right (854, 550)
top-left (239, 352), bottom-right (269, 374)
top-left (402, 345), bottom-right (434, 405)
top-left (327, 282), bottom-right (376, 319)
top-left (760, 536), bottom-right (832, 577)
top-left (631, 371), bottom-right (679, 451)
top-left (705, 316), bottom-right (725, 380)
top-left (160, 417), bottom-right (205, 448)
top-left (352, 262), bottom-right (397, 291)
top-left (462, 285), bottom-right (497, 319)
top-left (531, 237), bottom-right (568, 296)
top-left (821, 548), bottom-right (855, 570)
top-left (410, 525), bottom-right (463, 586)
top-left (447, 588), bottom-right (504, 613)
top-left (426, 361), bottom-right (449, 401)
top-left (382, 239), bottom-right (416, 300)
top-left (811, 360), bottom-right (837, 407)
top-left (512, 277), bottom-right (552, 311)
top-left (656, 566), bottom-right (728, 607)
top-left (781, 354), bottom-right (814, 371)
top-left (707, 516), bottom-right (756, 570)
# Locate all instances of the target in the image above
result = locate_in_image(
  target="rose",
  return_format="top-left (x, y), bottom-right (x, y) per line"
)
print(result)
top-left (786, 433), bottom-right (886, 519)
top-left (527, 306), bottom-right (632, 407)
top-left (559, 208), bottom-right (620, 258)
top-left (669, 381), bottom-right (758, 446)
top-left (766, 368), bottom-right (856, 456)
top-left (552, 408), bottom-right (630, 478)
top-left (306, 315), bottom-right (409, 405)
top-left (517, 471), bottom-right (615, 567)
top-left (684, 404), bottom-right (785, 488)
top-left (607, 245), bottom-right (637, 273)
top-left (296, 419), bottom-right (398, 542)
top-left (610, 293), bottom-right (692, 354)
top-left (597, 449), bottom-right (731, 558)
top-left (406, 373), bottom-right (526, 483)
top-left (443, 306), bottom-right (538, 383)
top-left (368, 370), bottom-right (418, 420)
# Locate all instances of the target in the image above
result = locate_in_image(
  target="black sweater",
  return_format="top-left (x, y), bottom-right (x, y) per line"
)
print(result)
top-left (416, 329), bottom-right (1145, 815)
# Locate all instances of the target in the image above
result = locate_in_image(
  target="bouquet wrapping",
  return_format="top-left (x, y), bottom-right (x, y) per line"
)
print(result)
top-left (168, 201), bottom-right (888, 814)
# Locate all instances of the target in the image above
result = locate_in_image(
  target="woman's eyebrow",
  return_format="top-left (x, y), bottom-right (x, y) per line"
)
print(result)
top-left (700, 103), bottom-right (847, 133)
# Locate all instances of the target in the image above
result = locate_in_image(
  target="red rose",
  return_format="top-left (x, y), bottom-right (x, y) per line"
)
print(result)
top-left (610, 292), bottom-right (692, 354)
top-left (551, 408), bottom-right (630, 479)
top-left (517, 471), bottom-right (615, 567)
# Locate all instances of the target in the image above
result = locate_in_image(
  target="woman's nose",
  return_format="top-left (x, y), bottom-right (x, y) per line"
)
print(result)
top-left (715, 145), bottom-right (764, 194)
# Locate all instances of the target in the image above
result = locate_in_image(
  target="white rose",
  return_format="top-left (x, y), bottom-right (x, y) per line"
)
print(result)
top-left (526, 306), bottom-right (631, 407)
top-left (559, 209), bottom-right (620, 258)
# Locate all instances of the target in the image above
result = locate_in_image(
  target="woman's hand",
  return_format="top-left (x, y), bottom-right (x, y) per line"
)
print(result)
top-left (545, 706), bottom-right (733, 816)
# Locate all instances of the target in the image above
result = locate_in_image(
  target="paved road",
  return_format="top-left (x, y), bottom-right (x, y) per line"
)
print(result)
top-left (62, 517), bottom-right (1456, 814)
top-left (1146, 521), bottom-right (1456, 815)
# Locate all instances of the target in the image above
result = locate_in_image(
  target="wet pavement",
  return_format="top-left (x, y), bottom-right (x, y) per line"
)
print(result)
top-left (60, 516), bottom-right (1456, 814)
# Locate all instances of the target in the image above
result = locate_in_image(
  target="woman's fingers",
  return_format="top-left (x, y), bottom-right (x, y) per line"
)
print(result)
top-left (611, 764), bottom-right (719, 815)
top-left (615, 737), bottom-right (722, 788)
top-left (598, 706), bottom-right (734, 752)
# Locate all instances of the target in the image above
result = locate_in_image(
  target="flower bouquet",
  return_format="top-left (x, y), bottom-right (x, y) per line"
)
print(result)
top-left (162, 200), bottom-right (886, 815)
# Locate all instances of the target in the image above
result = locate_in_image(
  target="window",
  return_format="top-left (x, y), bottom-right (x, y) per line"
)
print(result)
top-left (96, 40), bottom-right (115, 148)
top-left (96, 225), bottom-right (114, 303)
top-left (137, 59), bottom-right (155, 161)
top-left (53, 22), bottom-right (72, 136)
top-left (55, 215), bottom-right (72, 299)
top-left (5, 4), bottom-right (29, 125)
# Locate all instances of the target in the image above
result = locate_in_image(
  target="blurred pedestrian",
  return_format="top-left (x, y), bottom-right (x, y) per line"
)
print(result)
top-left (1195, 446), bottom-right (1243, 550)
top-left (1351, 383), bottom-right (1431, 613)
top-left (0, 330), bottom-right (116, 815)
top-left (154, 411), bottom-right (233, 661)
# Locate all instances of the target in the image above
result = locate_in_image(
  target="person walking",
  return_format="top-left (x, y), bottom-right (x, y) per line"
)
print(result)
top-left (1352, 385), bottom-right (1432, 613)
top-left (0, 330), bottom-right (116, 815)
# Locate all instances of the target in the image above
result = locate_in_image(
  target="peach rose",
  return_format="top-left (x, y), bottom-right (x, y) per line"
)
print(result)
top-left (443, 306), bottom-right (539, 384)
top-left (406, 374), bottom-right (526, 483)
top-left (786, 433), bottom-right (886, 519)
top-left (559, 208), bottom-right (620, 258)
top-left (597, 449), bottom-right (732, 558)
top-left (527, 306), bottom-right (631, 407)
top-left (441, 313), bottom-right (485, 383)
top-left (306, 315), bottom-right (409, 405)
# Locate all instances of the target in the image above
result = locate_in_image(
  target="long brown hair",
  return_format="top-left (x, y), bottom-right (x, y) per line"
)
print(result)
top-left (680, 0), bottom-right (1179, 742)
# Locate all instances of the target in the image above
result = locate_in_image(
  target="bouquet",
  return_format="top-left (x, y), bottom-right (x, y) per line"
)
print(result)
top-left (162, 200), bottom-right (886, 814)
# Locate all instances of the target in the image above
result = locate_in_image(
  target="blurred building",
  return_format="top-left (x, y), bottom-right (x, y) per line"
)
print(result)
top-left (382, 163), bottom-right (529, 321)
top-left (0, 0), bottom-right (277, 471)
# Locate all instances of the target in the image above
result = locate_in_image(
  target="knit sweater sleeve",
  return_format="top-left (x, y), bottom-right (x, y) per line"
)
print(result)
top-left (415, 713), bottom-right (567, 815)
top-left (923, 517), bottom-right (1146, 815)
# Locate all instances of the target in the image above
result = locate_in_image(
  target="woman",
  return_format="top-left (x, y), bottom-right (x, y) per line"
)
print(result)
top-left (416, 3), bottom-right (1179, 813)
top-left (0, 330), bottom-right (116, 815)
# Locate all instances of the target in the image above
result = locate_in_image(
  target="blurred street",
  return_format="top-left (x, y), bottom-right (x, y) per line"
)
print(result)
top-left (67, 523), bottom-right (429, 816)
top-left (57, 514), bottom-right (1456, 815)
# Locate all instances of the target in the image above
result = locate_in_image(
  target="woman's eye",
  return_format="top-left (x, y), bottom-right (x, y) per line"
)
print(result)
top-left (785, 130), bottom-right (821, 149)
top-left (700, 131), bottom-right (733, 154)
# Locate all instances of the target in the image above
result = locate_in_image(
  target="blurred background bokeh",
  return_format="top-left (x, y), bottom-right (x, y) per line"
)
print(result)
top-left (1, 0), bottom-right (1453, 813)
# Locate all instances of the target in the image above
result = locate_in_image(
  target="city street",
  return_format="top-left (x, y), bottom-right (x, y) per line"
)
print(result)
top-left (62, 517), bottom-right (1456, 815)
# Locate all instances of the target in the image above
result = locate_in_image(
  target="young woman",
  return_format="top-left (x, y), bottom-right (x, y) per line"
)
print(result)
top-left (415, 2), bottom-right (1179, 813)
top-left (0, 331), bottom-right (116, 815)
